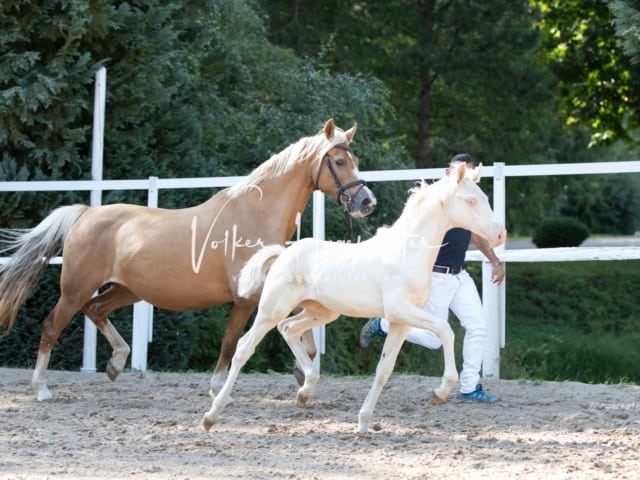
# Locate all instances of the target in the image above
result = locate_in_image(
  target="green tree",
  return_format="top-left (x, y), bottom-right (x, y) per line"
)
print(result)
top-left (260, 0), bottom-right (563, 169)
top-left (608, 0), bottom-right (640, 64)
top-left (0, 0), bottom-right (220, 216)
top-left (538, 0), bottom-right (640, 144)
top-left (0, 0), bottom-right (409, 372)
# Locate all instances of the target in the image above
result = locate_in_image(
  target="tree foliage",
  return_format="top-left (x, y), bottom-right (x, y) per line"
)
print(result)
top-left (0, 0), bottom-right (408, 373)
top-left (538, 0), bottom-right (640, 144)
top-left (608, 0), bottom-right (640, 65)
top-left (259, 0), bottom-right (566, 169)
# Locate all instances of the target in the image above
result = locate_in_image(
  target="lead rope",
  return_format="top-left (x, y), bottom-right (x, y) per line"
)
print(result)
top-left (344, 208), bottom-right (354, 242)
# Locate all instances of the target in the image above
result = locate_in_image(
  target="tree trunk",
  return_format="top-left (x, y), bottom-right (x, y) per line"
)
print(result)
top-left (415, 0), bottom-right (437, 169)
top-left (416, 72), bottom-right (434, 169)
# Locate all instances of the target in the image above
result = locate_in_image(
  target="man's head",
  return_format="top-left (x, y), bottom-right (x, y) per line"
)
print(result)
top-left (450, 153), bottom-right (475, 168)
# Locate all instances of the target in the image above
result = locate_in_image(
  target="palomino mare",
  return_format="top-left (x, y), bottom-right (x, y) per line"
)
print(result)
top-left (0, 119), bottom-right (376, 401)
top-left (202, 162), bottom-right (506, 433)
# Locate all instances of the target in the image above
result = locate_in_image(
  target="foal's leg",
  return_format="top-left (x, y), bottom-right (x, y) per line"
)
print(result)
top-left (210, 302), bottom-right (256, 397)
top-left (293, 329), bottom-right (318, 385)
top-left (277, 305), bottom-right (338, 407)
top-left (358, 323), bottom-right (410, 433)
top-left (390, 302), bottom-right (458, 403)
top-left (292, 325), bottom-right (317, 386)
top-left (82, 284), bottom-right (139, 381)
top-left (202, 310), bottom-right (280, 431)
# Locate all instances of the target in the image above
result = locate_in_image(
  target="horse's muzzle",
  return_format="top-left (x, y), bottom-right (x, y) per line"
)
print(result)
top-left (348, 186), bottom-right (377, 218)
top-left (489, 226), bottom-right (507, 248)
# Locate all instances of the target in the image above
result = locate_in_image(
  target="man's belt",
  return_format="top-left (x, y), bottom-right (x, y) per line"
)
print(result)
top-left (432, 265), bottom-right (463, 274)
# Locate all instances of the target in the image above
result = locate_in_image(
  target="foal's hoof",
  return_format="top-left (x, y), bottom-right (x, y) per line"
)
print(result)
top-left (431, 391), bottom-right (447, 406)
top-left (296, 394), bottom-right (310, 408)
top-left (106, 363), bottom-right (121, 381)
top-left (201, 417), bottom-right (214, 432)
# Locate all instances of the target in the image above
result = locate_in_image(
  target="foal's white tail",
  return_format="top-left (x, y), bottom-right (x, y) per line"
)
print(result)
top-left (237, 244), bottom-right (285, 298)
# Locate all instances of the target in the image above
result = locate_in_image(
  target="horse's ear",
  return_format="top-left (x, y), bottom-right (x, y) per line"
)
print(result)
top-left (455, 162), bottom-right (466, 183)
top-left (473, 163), bottom-right (483, 183)
top-left (345, 123), bottom-right (357, 144)
top-left (323, 119), bottom-right (335, 139)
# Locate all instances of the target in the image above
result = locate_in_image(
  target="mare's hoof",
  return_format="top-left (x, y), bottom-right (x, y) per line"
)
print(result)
top-left (106, 363), bottom-right (120, 381)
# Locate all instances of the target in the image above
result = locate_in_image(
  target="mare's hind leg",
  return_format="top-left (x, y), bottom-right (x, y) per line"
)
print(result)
top-left (210, 302), bottom-right (256, 397)
top-left (33, 296), bottom-right (89, 401)
top-left (277, 305), bottom-right (338, 407)
top-left (358, 322), bottom-right (411, 433)
top-left (82, 284), bottom-right (139, 381)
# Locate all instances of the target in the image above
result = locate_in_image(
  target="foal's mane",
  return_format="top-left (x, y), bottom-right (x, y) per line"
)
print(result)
top-left (394, 164), bottom-right (481, 231)
top-left (397, 178), bottom-right (447, 227)
top-left (227, 126), bottom-right (349, 198)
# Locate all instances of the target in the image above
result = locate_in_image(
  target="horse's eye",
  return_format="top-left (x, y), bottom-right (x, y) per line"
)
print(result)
top-left (335, 158), bottom-right (345, 167)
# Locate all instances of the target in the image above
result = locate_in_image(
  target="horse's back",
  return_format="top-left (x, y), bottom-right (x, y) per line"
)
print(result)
top-left (59, 202), bottom-right (236, 309)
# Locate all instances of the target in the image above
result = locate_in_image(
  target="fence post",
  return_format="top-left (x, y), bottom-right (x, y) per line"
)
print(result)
top-left (130, 176), bottom-right (158, 371)
top-left (311, 191), bottom-right (326, 371)
top-left (81, 67), bottom-right (106, 373)
top-left (481, 162), bottom-right (506, 378)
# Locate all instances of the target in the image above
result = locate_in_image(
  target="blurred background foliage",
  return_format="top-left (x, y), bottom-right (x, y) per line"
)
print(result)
top-left (1, 0), bottom-right (639, 384)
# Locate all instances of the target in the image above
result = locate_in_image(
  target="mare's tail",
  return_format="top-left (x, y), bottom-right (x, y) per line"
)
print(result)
top-left (0, 204), bottom-right (89, 336)
top-left (237, 244), bottom-right (286, 299)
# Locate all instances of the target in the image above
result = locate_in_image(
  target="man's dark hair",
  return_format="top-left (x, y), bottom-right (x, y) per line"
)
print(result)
top-left (450, 153), bottom-right (475, 166)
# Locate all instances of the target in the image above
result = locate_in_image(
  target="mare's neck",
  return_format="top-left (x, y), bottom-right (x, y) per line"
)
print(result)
top-left (253, 167), bottom-right (316, 243)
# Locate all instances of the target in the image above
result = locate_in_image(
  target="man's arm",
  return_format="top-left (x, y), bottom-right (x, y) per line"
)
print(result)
top-left (470, 233), bottom-right (505, 285)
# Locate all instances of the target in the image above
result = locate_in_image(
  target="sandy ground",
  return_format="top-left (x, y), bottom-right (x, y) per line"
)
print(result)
top-left (1, 367), bottom-right (639, 480)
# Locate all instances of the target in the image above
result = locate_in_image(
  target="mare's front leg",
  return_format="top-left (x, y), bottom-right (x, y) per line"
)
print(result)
top-left (278, 305), bottom-right (338, 407)
top-left (209, 302), bottom-right (256, 397)
top-left (358, 323), bottom-right (410, 433)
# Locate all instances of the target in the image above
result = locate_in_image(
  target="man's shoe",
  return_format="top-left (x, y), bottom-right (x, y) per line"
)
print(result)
top-left (359, 317), bottom-right (386, 347)
top-left (457, 384), bottom-right (500, 403)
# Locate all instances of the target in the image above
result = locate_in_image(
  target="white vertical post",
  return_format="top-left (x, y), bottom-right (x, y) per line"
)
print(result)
top-left (482, 162), bottom-right (506, 378)
top-left (130, 176), bottom-right (158, 372)
top-left (82, 67), bottom-right (106, 373)
top-left (131, 302), bottom-right (152, 371)
top-left (311, 191), bottom-right (326, 371)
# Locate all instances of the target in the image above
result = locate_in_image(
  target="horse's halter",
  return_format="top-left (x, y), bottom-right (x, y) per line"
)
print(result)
top-left (314, 143), bottom-right (367, 212)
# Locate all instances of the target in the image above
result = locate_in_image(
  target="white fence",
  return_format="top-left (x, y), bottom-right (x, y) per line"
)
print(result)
top-left (1, 160), bottom-right (640, 378)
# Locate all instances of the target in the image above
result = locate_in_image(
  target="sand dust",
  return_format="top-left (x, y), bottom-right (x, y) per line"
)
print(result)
top-left (1, 367), bottom-right (638, 479)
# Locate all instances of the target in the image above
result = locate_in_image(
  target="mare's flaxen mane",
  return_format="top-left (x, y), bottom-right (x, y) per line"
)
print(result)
top-left (227, 127), bottom-right (351, 199)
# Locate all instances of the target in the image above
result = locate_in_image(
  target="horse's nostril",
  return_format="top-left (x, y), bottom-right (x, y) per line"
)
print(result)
top-left (360, 202), bottom-right (375, 216)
